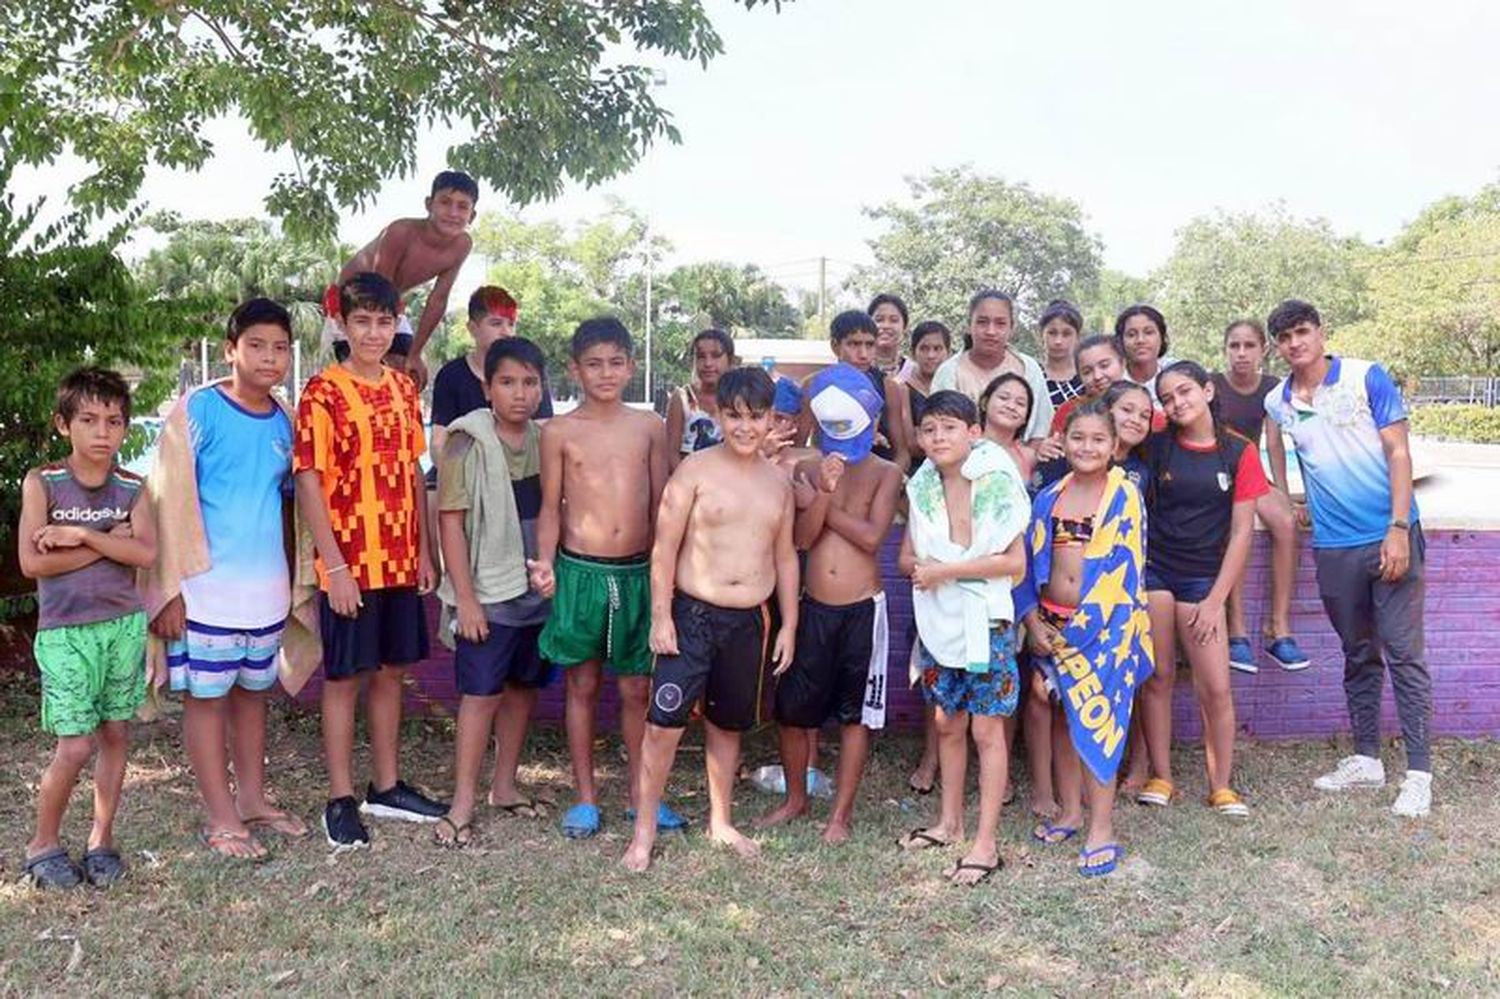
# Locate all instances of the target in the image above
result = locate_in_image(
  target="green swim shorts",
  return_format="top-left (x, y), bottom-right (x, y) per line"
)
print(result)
top-left (34, 611), bottom-right (148, 737)
top-left (538, 549), bottom-right (653, 676)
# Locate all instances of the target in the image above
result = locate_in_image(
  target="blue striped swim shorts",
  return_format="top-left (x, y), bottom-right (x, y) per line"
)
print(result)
top-left (167, 619), bottom-right (285, 699)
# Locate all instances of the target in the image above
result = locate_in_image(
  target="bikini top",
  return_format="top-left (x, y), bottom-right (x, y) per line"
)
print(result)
top-left (1050, 514), bottom-right (1095, 547)
top-left (679, 385), bottom-right (723, 454)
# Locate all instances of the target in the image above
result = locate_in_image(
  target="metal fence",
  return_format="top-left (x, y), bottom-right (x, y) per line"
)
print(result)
top-left (1408, 377), bottom-right (1500, 407)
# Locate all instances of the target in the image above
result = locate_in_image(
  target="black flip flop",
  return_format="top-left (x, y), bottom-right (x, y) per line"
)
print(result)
top-left (22, 847), bottom-right (83, 890)
top-left (434, 815), bottom-right (473, 848)
top-left (907, 778), bottom-right (936, 796)
top-left (947, 857), bottom-right (1004, 887)
top-left (897, 827), bottom-right (955, 851)
top-left (81, 847), bottom-right (127, 887)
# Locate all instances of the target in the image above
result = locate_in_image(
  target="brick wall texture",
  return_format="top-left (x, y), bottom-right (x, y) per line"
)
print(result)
top-left (294, 528), bottom-right (1500, 741)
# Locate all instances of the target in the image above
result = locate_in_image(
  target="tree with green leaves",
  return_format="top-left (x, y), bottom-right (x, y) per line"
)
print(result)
top-left (133, 214), bottom-right (346, 357)
top-left (0, 157), bottom-right (214, 536)
top-left (470, 206), bottom-right (801, 403)
top-left (1333, 185), bottom-right (1500, 380)
top-left (657, 262), bottom-right (801, 338)
top-left (470, 203), bottom-right (655, 396)
top-left (850, 166), bottom-right (1103, 345)
top-left (1, 0), bottom-right (785, 239)
top-left (1150, 206), bottom-right (1370, 363)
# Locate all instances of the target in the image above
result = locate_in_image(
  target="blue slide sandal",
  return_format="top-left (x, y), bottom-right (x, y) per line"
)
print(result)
top-left (560, 803), bottom-right (601, 839)
top-left (625, 802), bottom-right (689, 832)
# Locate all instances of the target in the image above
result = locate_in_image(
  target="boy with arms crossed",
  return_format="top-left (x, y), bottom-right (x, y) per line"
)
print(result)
top-left (531, 318), bottom-right (679, 838)
top-left (296, 272), bottom-right (445, 848)
top-left (19, 369), bottom-right (157, 889)
top-left (759, 364), bottom-right (902, 843)
top-left (325, 170), bottom-right (479, 388)
top-left (435, 337), bottom-right (556, 844)
top-left (623, 367), bottom-right (800, 872)
top-left (147, 299), bottom-right (307, 860)
top-left (896, 391), bottom-right (1030, 886)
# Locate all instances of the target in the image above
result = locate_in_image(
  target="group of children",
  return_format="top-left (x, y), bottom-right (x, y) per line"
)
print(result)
top-left (18, 173), bottom-right (1433, 892)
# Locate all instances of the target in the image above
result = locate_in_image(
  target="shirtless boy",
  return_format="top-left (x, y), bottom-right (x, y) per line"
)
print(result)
top-left (759, 364), bottom-right (902, 843)
top-left (532, 317), bottom-right (679, 839)
top-left (622, 366), bottom-right (799, 872)
top-left (325, 170), bottom-right (479, 388)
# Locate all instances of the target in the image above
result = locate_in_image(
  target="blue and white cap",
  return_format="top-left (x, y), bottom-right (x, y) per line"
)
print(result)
top-left (808, 363), bottom-right (883, 463)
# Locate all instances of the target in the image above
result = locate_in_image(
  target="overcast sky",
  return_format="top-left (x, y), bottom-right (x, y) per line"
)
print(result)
top-left (13, 0), bottom-right (1500, 304)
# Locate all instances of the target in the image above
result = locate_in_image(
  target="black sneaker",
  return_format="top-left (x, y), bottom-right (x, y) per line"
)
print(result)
top-left (322, 796), bottom-right (370, 848)
top-left (360, 780), bottom-right (449, 823)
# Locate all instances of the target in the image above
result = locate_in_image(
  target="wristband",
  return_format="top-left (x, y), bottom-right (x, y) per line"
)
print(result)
top-left (326, 563), bottom-right (349, 575)
top-left (1389, 519), bottom-right (1410, 531)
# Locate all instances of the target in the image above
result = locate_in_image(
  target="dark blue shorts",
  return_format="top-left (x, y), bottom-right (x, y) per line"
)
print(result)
top-left (1144, 565), bottom-right (1215, 604)
top-left (319, 587), bottom-right (430, 680)
top-left (454, 622), bottom-right (554, 696)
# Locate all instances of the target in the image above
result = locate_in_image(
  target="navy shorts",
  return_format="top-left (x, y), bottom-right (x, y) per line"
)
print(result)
top-left (319, 586), bottom-right (430, 680)
top-left (648, 593), bottom-right (767, 732)
top-left (1144, 565), bottom-right (1215, 604)
top-left (454, 622), bottom-right (553, 696)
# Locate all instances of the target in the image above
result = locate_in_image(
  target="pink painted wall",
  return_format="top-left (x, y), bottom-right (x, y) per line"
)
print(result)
top-left (293, 529), bottom-right (1500, 740)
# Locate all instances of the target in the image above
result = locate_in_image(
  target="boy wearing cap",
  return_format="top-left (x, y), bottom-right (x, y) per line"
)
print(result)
top-left (623, 367), bottom-right (800, 873)
top-left (758, 364), bottom-right (902, 843)
top-left (800, 311), bottom-right (910, 470)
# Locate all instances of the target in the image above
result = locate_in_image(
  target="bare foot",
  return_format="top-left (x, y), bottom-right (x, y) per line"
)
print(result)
top-left (1029, 795), bottom-right (1060, 820)
top-left (621, 836), bottom-right (653, 873)
top-left (753, 798), bottom-right (808, 829)
top-left (1119, 770), bottom-right (1148, 798)
top-left (908, 759), bottom-right (938, 794)
top-left (821, 817), bottom-right (852, 844)
top-left (707, 823), bottom-right (761, 860)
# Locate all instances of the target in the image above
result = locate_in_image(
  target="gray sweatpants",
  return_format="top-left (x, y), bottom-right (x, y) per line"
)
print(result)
top-left (1312, 526), bottom-right (1431, 772)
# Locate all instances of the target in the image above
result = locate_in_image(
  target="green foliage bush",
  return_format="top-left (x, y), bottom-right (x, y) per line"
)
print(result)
top-left (1409, 404), bottom-right (1500, 443)
top-left (0, 152), bottom-right (216, 537)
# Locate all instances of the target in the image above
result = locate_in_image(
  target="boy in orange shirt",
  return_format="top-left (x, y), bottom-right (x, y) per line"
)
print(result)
top-left (296, 271), bottom-right (446, 848)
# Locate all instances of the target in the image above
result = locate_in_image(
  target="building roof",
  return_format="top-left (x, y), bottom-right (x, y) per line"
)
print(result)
top-left (733, 338), bottom-right (835, 366)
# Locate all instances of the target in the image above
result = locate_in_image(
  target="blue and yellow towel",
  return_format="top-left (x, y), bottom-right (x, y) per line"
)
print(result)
top-left (1015, 466), bottom-right (1154, 783)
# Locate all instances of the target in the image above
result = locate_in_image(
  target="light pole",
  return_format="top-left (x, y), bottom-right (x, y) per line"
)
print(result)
top-left (642, 69), bottom-right (667, 409)
top-left (644, 218), bottom-right (653, 406)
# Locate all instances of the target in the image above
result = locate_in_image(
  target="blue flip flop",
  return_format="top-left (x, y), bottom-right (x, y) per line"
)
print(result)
top-left (1032, 820), bottom-right (1080, 845)
top-left (1078, 842), bottom-right (1123, 878)
top-left (625, 802), bottom-right (689, 832)
top-left (560, 803), bottom-right (601, 839)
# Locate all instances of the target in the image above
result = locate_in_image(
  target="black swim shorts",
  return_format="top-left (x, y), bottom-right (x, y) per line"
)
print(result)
top-left (648, 593), bottom-right (767, 732)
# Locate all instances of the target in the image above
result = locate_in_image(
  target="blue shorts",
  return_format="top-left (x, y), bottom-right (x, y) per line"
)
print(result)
top-left (168, 619), bottom-right (284, 699)
top-left (454, 622), bottom-right (554, 697)
top-left (917, 626), bottom-right (1020, 718)
top-left (1144, 565), bottom-right (1215, 604)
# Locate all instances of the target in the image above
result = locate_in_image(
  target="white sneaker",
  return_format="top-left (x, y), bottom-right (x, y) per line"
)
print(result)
top-left (1313, 754), bottom-right (1386, 791)
top-left (1391, 770), bottom-right (1432, 818)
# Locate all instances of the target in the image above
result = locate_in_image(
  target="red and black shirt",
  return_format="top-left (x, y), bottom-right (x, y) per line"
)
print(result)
top-left (1143, 429), bottom-right (1268, 578)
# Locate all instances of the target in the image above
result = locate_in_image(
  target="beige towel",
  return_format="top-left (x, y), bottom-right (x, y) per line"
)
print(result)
top-left (139, 381), bottom-right (322, 702)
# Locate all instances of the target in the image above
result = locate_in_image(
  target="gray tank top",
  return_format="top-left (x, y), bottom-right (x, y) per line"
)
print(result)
top-left (36, 462), bottom-right (145, 629)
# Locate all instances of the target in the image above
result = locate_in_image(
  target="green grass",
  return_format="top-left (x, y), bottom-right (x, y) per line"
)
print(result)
top-left (1, 668), bottom-right (1497, 996)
